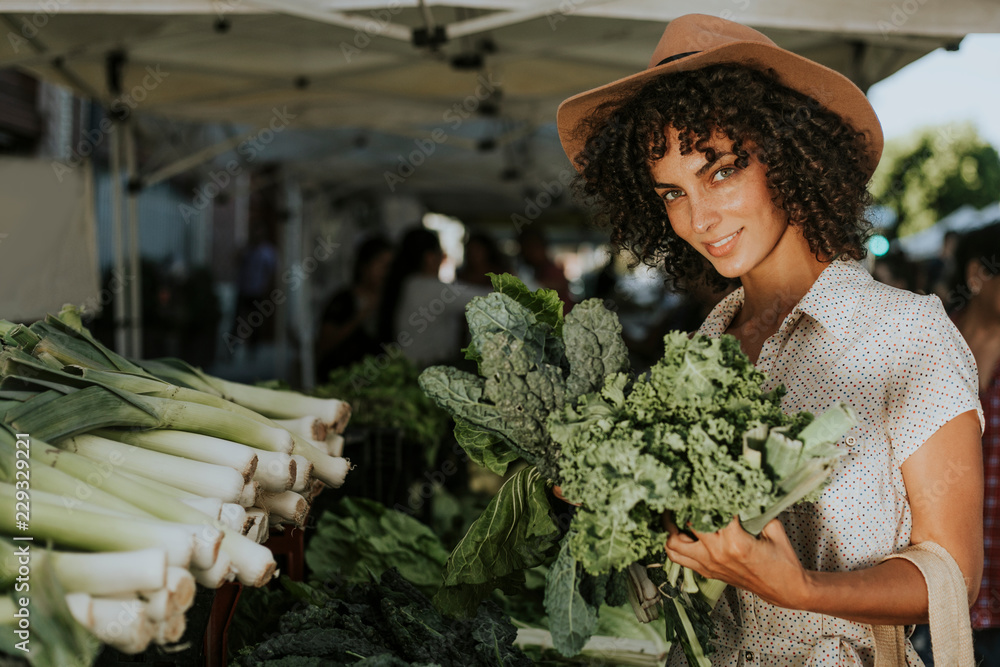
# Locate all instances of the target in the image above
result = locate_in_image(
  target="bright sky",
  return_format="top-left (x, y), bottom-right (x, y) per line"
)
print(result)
top-left (867, 33), bottom-right (1000, 150)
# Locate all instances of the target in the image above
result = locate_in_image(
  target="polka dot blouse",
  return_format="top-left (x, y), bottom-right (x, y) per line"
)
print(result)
top-left (666, 258), bottom-right (984, 667)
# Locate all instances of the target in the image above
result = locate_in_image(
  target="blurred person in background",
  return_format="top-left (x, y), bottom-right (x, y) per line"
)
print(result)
top-left (951, 222), bottom-right (1000, 664)
top-left (232, 223), bottom-right (278, 353)
top-left (378, 226), bottom-right (489, 368)
top-left (927, 230), bottom-right (960, 303)
top-left (516, 228), bottom-right (574, 308)
top-left (872, 247), bottom-right (923, 293)
top-left (315, 235), bottom-right (393, 380)
top-left (457, 231), bottom-right (508, 287)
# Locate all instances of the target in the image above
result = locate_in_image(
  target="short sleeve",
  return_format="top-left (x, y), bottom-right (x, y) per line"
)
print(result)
top-left (885, 295), bottom-right (984, 468)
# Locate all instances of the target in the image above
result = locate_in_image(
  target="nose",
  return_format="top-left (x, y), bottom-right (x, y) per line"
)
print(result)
top-left (687, 194), bottom-right (720, 235)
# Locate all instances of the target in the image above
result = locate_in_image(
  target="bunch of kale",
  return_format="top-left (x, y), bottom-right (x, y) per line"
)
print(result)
top-left (418, 276), bottom-right (854, 666)
top-left (549, 332), bottom-right (854, 665)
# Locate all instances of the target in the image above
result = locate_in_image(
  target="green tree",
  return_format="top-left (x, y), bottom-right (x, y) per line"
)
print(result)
top-left (870, 123), bottom-right (1000, 237)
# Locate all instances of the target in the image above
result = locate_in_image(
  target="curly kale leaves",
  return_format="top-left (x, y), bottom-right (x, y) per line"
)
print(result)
top-left (550, 331), bottom-right (855, 661)
top-left (433, 466), bottom-right (561, 618)
top-left (553, 331), bottom-right (854, 575)
top-left (419, 274), bottom-right (627, 480)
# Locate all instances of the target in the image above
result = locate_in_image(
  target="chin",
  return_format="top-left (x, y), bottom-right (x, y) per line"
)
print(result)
top-left (708, 257), bottom-right (750, 280)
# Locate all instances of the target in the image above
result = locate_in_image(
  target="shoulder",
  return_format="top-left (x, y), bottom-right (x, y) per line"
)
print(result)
top-left (862, 280), bottom-right (957, 337)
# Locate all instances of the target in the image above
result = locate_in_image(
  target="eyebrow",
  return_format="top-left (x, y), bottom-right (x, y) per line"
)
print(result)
top-left (652, 151), bottom-right (736, 189)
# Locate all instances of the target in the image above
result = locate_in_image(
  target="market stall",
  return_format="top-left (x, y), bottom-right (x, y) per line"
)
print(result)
top-left (1, 2), bottom-right (997, 665)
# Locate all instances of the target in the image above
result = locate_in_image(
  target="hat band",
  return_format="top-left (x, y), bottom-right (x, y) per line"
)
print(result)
top-left (653, 51), bottom-right (700, 67)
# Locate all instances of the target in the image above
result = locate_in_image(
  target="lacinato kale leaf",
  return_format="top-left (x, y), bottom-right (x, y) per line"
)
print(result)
top-left (543, 537), bottom-right (600, 657)
top-left (433, 466), bottom-right (560, 618)
top-left (419, 274), bottom-right (627, 481)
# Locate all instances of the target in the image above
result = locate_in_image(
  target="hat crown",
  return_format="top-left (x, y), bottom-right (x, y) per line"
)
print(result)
top-left (647, 14), bottom-right (775, 69)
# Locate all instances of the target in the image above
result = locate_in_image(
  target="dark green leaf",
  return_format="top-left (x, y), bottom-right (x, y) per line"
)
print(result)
top-left (543, 537), bottom-right (599, 657)
top-left (488, 272), bottom-right (565, 337)
top-left (435, 467), bottom-right (559, 616)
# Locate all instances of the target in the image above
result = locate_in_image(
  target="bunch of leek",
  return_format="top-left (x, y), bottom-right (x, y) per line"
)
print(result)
top-left (0, 307), bottom-right (354, 657)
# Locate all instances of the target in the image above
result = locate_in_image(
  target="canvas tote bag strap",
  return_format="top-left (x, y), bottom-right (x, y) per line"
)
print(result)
top-left (870, 541), bottom-right (974, 667)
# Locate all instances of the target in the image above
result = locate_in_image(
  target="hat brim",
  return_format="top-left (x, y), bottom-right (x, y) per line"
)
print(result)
top-left (556, 41), bottom-right (883, 178)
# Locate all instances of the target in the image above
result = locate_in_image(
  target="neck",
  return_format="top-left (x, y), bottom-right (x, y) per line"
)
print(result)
top-left (738, 235), bottom-right (827, 327)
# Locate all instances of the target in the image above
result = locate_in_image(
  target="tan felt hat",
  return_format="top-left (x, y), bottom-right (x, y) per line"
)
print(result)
top-left (556, 14), bottom-right (884, 177)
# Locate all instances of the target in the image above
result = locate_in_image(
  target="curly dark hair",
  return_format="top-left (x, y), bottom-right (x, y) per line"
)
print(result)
top-left (571, 64), bottom-right (874, 292)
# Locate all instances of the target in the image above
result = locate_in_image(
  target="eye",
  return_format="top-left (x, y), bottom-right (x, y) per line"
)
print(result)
top-left (660, 189), bottom-right (683, 203)
top-left (713, 166), bottom-right (737, 182)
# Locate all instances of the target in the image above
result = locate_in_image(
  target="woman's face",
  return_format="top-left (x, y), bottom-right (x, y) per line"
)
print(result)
top-left (649, 127), bottom-right (802, 281)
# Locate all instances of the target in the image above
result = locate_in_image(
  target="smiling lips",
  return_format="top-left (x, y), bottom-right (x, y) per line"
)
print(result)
top-left (705, 228), bottom-right (743, 257)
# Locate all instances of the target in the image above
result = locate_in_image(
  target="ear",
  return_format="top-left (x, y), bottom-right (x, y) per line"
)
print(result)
top-left (966, 259), bottom-right (985, 295)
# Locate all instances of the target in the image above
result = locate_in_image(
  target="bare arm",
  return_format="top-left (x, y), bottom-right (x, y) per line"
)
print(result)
top-left (665, 409), bottom-right (983, 626)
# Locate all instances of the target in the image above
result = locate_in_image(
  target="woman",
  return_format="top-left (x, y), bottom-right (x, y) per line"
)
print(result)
top-left (950, 223), bottom-right (1000, 663)
top-left (378, 226), bottom-right (489, 368)
top-left (315, 235), bottom-right (393, 379)
top-left (556, 14), bottom-right (984, 665)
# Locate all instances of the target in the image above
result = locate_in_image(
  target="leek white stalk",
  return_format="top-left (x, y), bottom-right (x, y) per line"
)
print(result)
top-left (0, 484), bottom-right (196, 568)
top-left (51, 548), bottom-right (168, 596)
top-left (290, 455), bottom-right (312, 492)
top-left (326, 434), bottom-right (345, 458)
top-left (135, 588), bottom-right (170, 622)
top-left (27, 462), bottom-right (146, 518)
top-left (260, 490), bottom-right (309, 528)
top-left (153, 613), bottom-right (186, 645)
top-left (117, 470), bottom-right (196, 499)
top-left (289, 436), bottom-right (351, 488)
top-left (136, 567), bottom-right (195, 620)
top-left (244, 508), bottom-right (269, 543)
top-left (238, 481), bottom-right (262, 507)
top-left (273, 416), bottom-right (327, 441)
top-left (64, 592), bottom-right (94, 629)
top-left (86, 597), bottom-right (153, 654)
top-left (191, 550), bottom-right (233, 589)
top-left (250, 449), bottom-right (295, 492)
top-left (30, 445), bottom-right (277, 587)
top-left (211, 378), bottom-right (351, 431)
top-left (181, 496), bottom-right (223, 520)
top-left (219, 503), bottom-right (247, 533)
top-left (99, 429), bottom-right (258, 482)
top-left (59, 434), bottom-right (246, 504)
top-left (302, 479), bottom-right (322, 503)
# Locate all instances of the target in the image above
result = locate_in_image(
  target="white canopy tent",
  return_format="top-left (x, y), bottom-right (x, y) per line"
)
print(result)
top-left (1, 0), bottom-right (997, 383)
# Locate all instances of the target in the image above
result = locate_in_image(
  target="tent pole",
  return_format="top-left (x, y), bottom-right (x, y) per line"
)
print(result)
top-left (124, 120), bottom-right (143, 359)
top-left (285, 175), bottom-right (314, 390)
top-left (109, 117), bottom-right (128, 356)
